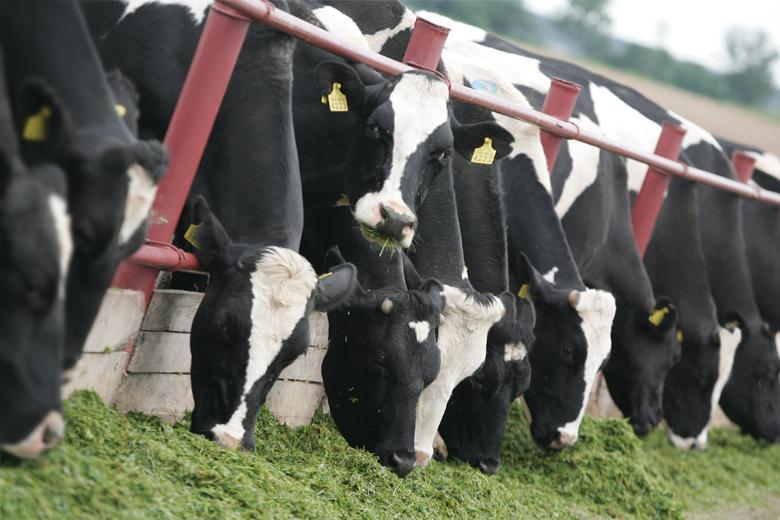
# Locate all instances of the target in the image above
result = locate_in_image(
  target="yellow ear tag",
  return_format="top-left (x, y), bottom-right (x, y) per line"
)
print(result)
top-left (676, 330), bottom-right (684, 343)
top-left (517, 284), bottom-right (530, 300)
top-left (325, 82), bottom-right (348, 112)
top-left (334, 194), bottom-right (351, 207)
top-left (115, 104), bottom-right (127, 117)
top-left (184, 223), bottom-right (202, 250)
top-left (22, 106), bottom-right (52, 142)
top-left (648, 306), bottom-right (670, 327)
top-left (319, 272), bottom-right (333, 280)
top-left (470, 137), bottom-right (496, 165)
top-left (725, 320), bottom-right (740, 331)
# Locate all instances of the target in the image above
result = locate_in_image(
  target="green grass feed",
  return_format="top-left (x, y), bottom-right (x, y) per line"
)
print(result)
top-left (1, 391), bottom-right (778, 519)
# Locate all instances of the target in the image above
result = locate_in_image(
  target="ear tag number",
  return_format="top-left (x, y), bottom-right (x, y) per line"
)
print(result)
top-left (184, 223), bottom-right (202, 250)
top-left (115, 104), bottom-right (127, 117)
top-left (323, 82), bottom-right (348, 112)
top-left (517, 284), bottom-right (531, 300)
top-left (676, 330), bottom-right (684, 343)
top-left (648, 306), bottom-right (670, 327)
top-left (22, 106), bottom-right (52, 142)
top-left (470, 137), bottom-right (496, 165)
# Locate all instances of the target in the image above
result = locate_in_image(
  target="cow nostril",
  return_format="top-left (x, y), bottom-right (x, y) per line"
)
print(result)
top-left (387, 450), bottom-right (416, 477)
top-left (42, 423), bottom-right (64, 448)
top-left (379, 205), bottom-right (389, 221)
top-left (477, 458), bottom-right (500, 475)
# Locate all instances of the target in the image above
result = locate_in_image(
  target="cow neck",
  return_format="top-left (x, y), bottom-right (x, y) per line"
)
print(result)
top-left (643, 177), bottom-right (718, 332)
top-left (0, 51), bottom-right (20, 161)
top-left (408, 165), bottom-right (468, 288)
top-left (693, 149), bottom-right (764, 331)
top-left (0, 0), bottom-right (133, 149)
top-left (451, 155), bottom-right (508, 295)
top-left (200, 26), bottom-right (301, 250)
top-left (742, 199), bottom-right (780, 330)
top-left (501, 154), bottom-right (585, 292)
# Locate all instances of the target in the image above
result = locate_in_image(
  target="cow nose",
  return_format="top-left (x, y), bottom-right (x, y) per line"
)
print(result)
top-left (0, 411), bottom-right (64, 459)
top-left (377, 204), bottom-right (416, 243)
top-left (387, 450), bottom-right (417, 477)
top-left (477, 458), bottom-right (501, 475)
top-left (631, 419), bottom-right (653, 437)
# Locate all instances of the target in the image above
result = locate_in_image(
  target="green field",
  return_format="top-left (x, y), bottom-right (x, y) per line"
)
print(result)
top-left (1, 391), bottom-right (778, 519)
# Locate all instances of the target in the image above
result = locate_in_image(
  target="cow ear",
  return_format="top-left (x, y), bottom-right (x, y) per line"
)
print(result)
top-left (647, 296), bottom-right (677, 333)
top-left (451, 118), bottom-right (514, 162)
top-left (188, 195), bottom-right (231, 266)
top-left (420, 278), bottom-right (445, 315)
top-left (498, 291), bottom-right (517, 319)
top-left (402, 253), bottom-right (423, 290)
top-left (314, 62), bottom-right (378, 115)
top-left (315, 262), bottom-right (358, 311)
top-left (323, 245), bottom-right (348, 272)
top-left (515, 253), bottom-right (569, 307)
top-left (16, 79), bottom-right (72, 164)
top-left (515, 294), bottom-right (536, 328)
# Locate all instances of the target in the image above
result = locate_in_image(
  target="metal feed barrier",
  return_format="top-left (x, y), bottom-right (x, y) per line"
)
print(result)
top-left (111, 0), bottom-right (780, 304)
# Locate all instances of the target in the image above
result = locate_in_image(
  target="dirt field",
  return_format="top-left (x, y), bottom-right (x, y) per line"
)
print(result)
top-left (524, 44), bottom-right (780, 156)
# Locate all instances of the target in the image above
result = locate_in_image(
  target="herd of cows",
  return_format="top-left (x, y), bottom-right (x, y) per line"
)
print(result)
top-left (1, 0), bottom-right (779, 481)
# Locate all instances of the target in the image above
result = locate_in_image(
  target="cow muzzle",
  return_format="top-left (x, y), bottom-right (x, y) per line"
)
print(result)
top-left (355, 197), bottom-right (417, 249)
top-left (381, 449), bottom-right (417, 477)
top-left (0, 411), bottom-right (64, 459)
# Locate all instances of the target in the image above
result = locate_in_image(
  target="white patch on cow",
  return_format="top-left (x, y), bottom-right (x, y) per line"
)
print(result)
top-left (776, 332), bottom-right (780, 359)
top-left (408, 320), bottom-right (431, 343)
top-left (461, 265), bottom-right (468, 280)
top-left (119, 164), bottom-right (157, 245)
top-left (746, 151), bottom-right (780, 181)
top-left (542, 266), bottom-right (559, 284)
top-left (211, 247), bottom-right (317, 444)
top-left (554, 114), bottom-right (602, 217)
top-left (381, 298), bottom-right (394, 314)
top-left (363, 8), bottom-right (416, 53)
top-left (667, 326), bottom-right (740, 450)
top-left (48, 194), bottom-right (73, 299)
top-left (312, 6), bottom-right (370, 51)
top-left (119, 0), bottom-right (211, 24)
top-left (416, 11), bottom-right (487, 44)
top-left (557, 289), bottom-right (616, 445)
top-left (504, 342), bottom-right (527, 362)
top-left (440, 48), bottom-right (552, 193)
top-left (668, 111), bottom-right (723, 152)
top-left (415, 285), bottom-right (505, 462)
top-left (589, 83), bottom-right (663, 193)
top-left (353, 74), bottom-right (449, 247)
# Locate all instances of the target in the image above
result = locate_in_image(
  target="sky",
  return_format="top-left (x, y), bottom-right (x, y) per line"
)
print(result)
top-left (524, 0), bottom-right (780, 83)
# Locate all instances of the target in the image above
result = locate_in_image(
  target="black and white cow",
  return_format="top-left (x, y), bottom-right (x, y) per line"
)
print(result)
top-left (417, 11), bottom-right (776, 441)
top-left (437, 152), bottom-right (535, 474)
top-left (317, 0), bottom-right (617, 451)
top-left (1, 0), bottom-right (169, 373)
top-left (0, 47), bottom-right (72, 459)
top-left (301, 206), bottom-right (445, 477)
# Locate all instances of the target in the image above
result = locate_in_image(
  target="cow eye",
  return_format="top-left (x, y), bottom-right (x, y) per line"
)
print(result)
top-left (562, 343), bottom-right (575, 359)
top-left (366, 123), bottom-right (388, 140)
top-left (430, 148), bottom-right (451, 165)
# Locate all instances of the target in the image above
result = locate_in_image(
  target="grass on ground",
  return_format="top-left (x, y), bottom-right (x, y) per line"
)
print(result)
top-left (1, 391), bottom-right (778, 519)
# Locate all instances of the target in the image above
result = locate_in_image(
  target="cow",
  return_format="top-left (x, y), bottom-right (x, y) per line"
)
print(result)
top-left (437, 152), bottom-right (536, 474)
top-left (0, 48), bottom-right (72, 459)
top-left (0, 0), bottom-right (169, 373)
top-left (316, 0), bottom-right (617, 451)
top-left (301, 206), bottom-right (445, 477)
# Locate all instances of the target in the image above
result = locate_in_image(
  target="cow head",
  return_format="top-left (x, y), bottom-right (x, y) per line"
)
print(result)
top-left (516, 254), bottom-right (616, 449)
top-left (322, 248), bottom-right (444, 477)
top-left (314, 64), bottom-right (512, 249)
top-left (603, 297), bottom-right (680, 436)
top-left (0, 81), bottom-right (71, 459)
top-left (18, 72), bottom-right (170, 372)
top-left (663, 325), bottom-right (740, 450)
top-left (187, 197), bottom-right (357, 450)
top-left (438, 292), bottom-right (534, 474)
top-left (720, 318), bottom-right (780, 442)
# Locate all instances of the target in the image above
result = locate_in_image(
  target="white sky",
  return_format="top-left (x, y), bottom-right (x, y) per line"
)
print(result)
top-left (524, 0), bottom-right (780, 83)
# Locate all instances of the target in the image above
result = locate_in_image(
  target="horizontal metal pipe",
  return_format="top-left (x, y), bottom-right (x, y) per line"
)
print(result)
top-left (129, 243), bottom-right (201, 271)
top-left (220, 0), bottom-right (780, 207)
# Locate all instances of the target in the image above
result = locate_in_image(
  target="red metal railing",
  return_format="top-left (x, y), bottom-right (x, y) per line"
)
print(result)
top-left (115, 0), bottom-right (780, 301)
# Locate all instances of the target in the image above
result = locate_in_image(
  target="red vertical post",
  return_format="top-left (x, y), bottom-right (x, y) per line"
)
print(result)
top-left (111, 2), bottom-right (251, 305)
top-left (402, 17), bottom-right (450, 71)
top-left (540, 78), bottom-right (582, 172)
top-left (631, 122), bottom-right (686, 257)
top-left (732, 151), bottom-right (756, 184)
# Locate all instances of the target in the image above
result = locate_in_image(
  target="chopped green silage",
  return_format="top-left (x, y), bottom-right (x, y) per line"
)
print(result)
top-left (1, 392), bottom-right (778, 519)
